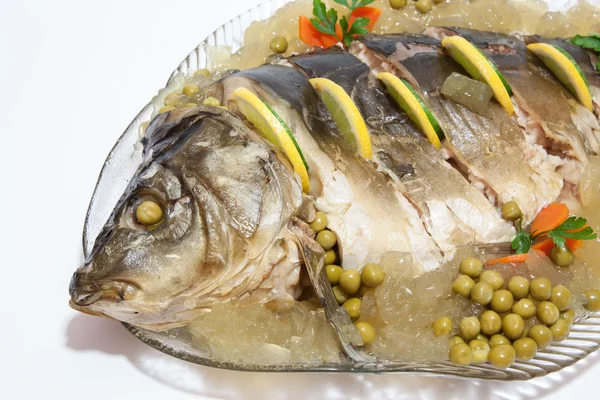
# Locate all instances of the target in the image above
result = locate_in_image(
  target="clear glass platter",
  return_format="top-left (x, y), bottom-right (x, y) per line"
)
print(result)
top-left (82, 0), bottom-right (600, 380)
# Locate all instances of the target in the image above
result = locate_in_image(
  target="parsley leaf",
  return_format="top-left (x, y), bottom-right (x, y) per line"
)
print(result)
top-left (545, 216), bottom-right (598, 248)
top-left (555, 216), bottom-right (587, 231)
top-left (572, 34), bottom-right (600, 53)
top-left (311, 0), bottom-right (338, 37)
top-left (311, 0), bottom-right (376, 48)
top-left (512, 231), bottom-right (532, 254)
top-left (340, 16), bottom-right (369, 46)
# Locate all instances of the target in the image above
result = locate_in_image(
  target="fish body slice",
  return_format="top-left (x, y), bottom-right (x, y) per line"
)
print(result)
top-left (289, 50), bottom-right (514, 255)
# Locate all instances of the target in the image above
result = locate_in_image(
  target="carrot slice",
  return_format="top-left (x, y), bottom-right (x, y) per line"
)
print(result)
top-left (299, 16), bottom-right (338, 48)
top-left (335, 7), bottom-right (382, 40)
top-left (530, 203), bottom-right (569, 236)
top-left (486, 253), bottom-right (528, 266)
top-left (564, 224), bottom-right (588, 251)
top-left (532, 238), bottom-right (554, 256)
top-left (350, 7), bottom-right (382, 32)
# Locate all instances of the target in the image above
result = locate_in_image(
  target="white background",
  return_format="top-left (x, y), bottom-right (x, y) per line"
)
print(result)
top-left (2, 0), bottom-right (600, 399)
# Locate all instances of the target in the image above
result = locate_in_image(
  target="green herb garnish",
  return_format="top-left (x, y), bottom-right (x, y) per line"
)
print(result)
top-left (512, 231), bottom-right (531, 254)
top-left (512, 215), bottom-right (598, 254)
top-left (310, 0), bottom-right (375, 47)
top-left (571, 33), bottom-right (600, 72)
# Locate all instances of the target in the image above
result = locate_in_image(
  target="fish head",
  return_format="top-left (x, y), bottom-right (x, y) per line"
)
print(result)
top-left (70, 107), bottom-right (304, 329)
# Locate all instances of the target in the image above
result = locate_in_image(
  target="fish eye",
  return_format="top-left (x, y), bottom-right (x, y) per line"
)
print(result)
top-left (135, 200), bottom-right (164, 226)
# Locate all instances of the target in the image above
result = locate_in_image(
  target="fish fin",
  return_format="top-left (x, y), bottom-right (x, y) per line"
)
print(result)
top-left (288, 218), bottom-right (375, 364)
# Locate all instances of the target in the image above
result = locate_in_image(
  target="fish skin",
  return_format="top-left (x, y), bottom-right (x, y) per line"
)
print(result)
top-left (70, 107), bottom-right (307, 331)
top-left (289, 50), bottom-right (514, 254)
top-left (355, 34), bottom-right (560, 224)
top-left (219, 65), bottom-right (444, 271)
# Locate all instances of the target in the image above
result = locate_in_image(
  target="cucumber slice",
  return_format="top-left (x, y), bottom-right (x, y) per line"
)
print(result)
top-left (262, 101), bottom-right (309, 171)
top-left (475, 47), bottom-right (513, 97)
top-left (402, 79), bottom-right (445, 141)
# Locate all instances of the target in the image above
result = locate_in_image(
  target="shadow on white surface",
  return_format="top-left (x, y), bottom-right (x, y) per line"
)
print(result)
top-left (65, 314), bottom-right (600, 399)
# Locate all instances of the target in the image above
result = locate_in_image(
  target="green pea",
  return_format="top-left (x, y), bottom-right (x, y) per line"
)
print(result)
top-left (449, 336), bottom-right (464, 347)
top-left (269, 35), bottom-right (288, 54)
top-left (415, 0), bottom-right (432, 14)
top-left (355, 321), bottom-right (376, 345)
top-left (513, 337), bottom-right (537, 361)
top-left (361, 263), bottom-right (385, 287)
top-left (501, 200), bottom-right (522, 221)
top-left (452, 274), bottom-right (475, 298)
top-left (507, 276), bottom-right (530, 300)
top-left (560, 309), bottom-right (575, 327)
top-left (536, 301), bottom-right (559, 325)
top-left (332, 285), bottom-right (350, 305)
top-left (324, 249), bottom-right (337, 266)
top-left (530, 277), bottom-right (552, 301)
top-left (480, 310), bottom-right (502, 336)
top-left (502, 313), bottom-right (525, 340)
top-left (309, 211), bottom-right (328, 232)
top-left (488, 344), bottom-right (516, 369)
top-left (550, 285), bottom-right (572, 311)
top-left (489, 334), bottom-right (511, 347)
top-left (469, 340), bottom-right (490, 364)
top-left (339, 269), bottom-right (361, 294)
top-left (343, 298), bottom-right (361, 321)
top-left (432, 316), bottom-right (452, 337)
top-left (316, 230), bottom-right (337, 250)
top-left (449, 343), bottom-right (472, 366)
top-left (550, 245), bottom-right (574, 268)
top-left (459, 257), bottom-right (483, 278)
top-left (471, 282), bottom-right (494, 305)
top-left (459, 316), bottom-right (481, 341)
top-left (528, 324), bottom-right (553, 350)
top-left (480, 270), bottom-right (504, 290)
top-left (326, 265), bottom-right (343, 285)
top-left (512, 298), bottom-right (536, 319)
top-left (389, 0), bottom-right (407, 10)
top-left (183, 84), bottom-right (200, 97)
top-left (584, 289), bottom-right (600, 311)
top-left (550, 319), bottom-right (570, 342)
top-left (491, 289), bottom-right (514, 314)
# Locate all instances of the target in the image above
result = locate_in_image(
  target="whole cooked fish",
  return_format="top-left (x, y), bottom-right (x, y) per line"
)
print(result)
top-left (288, 50), bottom-right (514, 254)
top-left (353, 34), bottom-right (562, 224)
top-left (71, 30), bottom-right (595, 335)
top-left (70, 107), bottom-right (314, 331)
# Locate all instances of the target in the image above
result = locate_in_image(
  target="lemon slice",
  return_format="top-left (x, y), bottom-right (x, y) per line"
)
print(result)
top-left (442, 36), bottom-right (514, 115)
top-left (309, 78), bottom-right (373, 160)
top-left (377, 72), bottom-right (443, 149)
top-left (231, 87), bottom-right (310, 193)
top-left (527, 43), bottom-right (593, 112)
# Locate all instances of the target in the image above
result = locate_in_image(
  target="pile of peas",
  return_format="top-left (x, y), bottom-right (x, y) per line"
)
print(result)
top-left (309, 211), bottom-right (386, 346)
top-left (433, 257), bottom-right (600, 369)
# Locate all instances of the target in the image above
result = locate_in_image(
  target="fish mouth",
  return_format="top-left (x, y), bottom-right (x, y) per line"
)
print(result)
top-left (69, 272), bottom-right (139, 306)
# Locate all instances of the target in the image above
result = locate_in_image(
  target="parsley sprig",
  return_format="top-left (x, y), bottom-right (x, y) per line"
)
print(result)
top-left (512, 216), bottom-right (598, 254)
top-left (571, 33), bottom-right (600, 72)
top-left (310, 0), bottom-right (375, 47)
